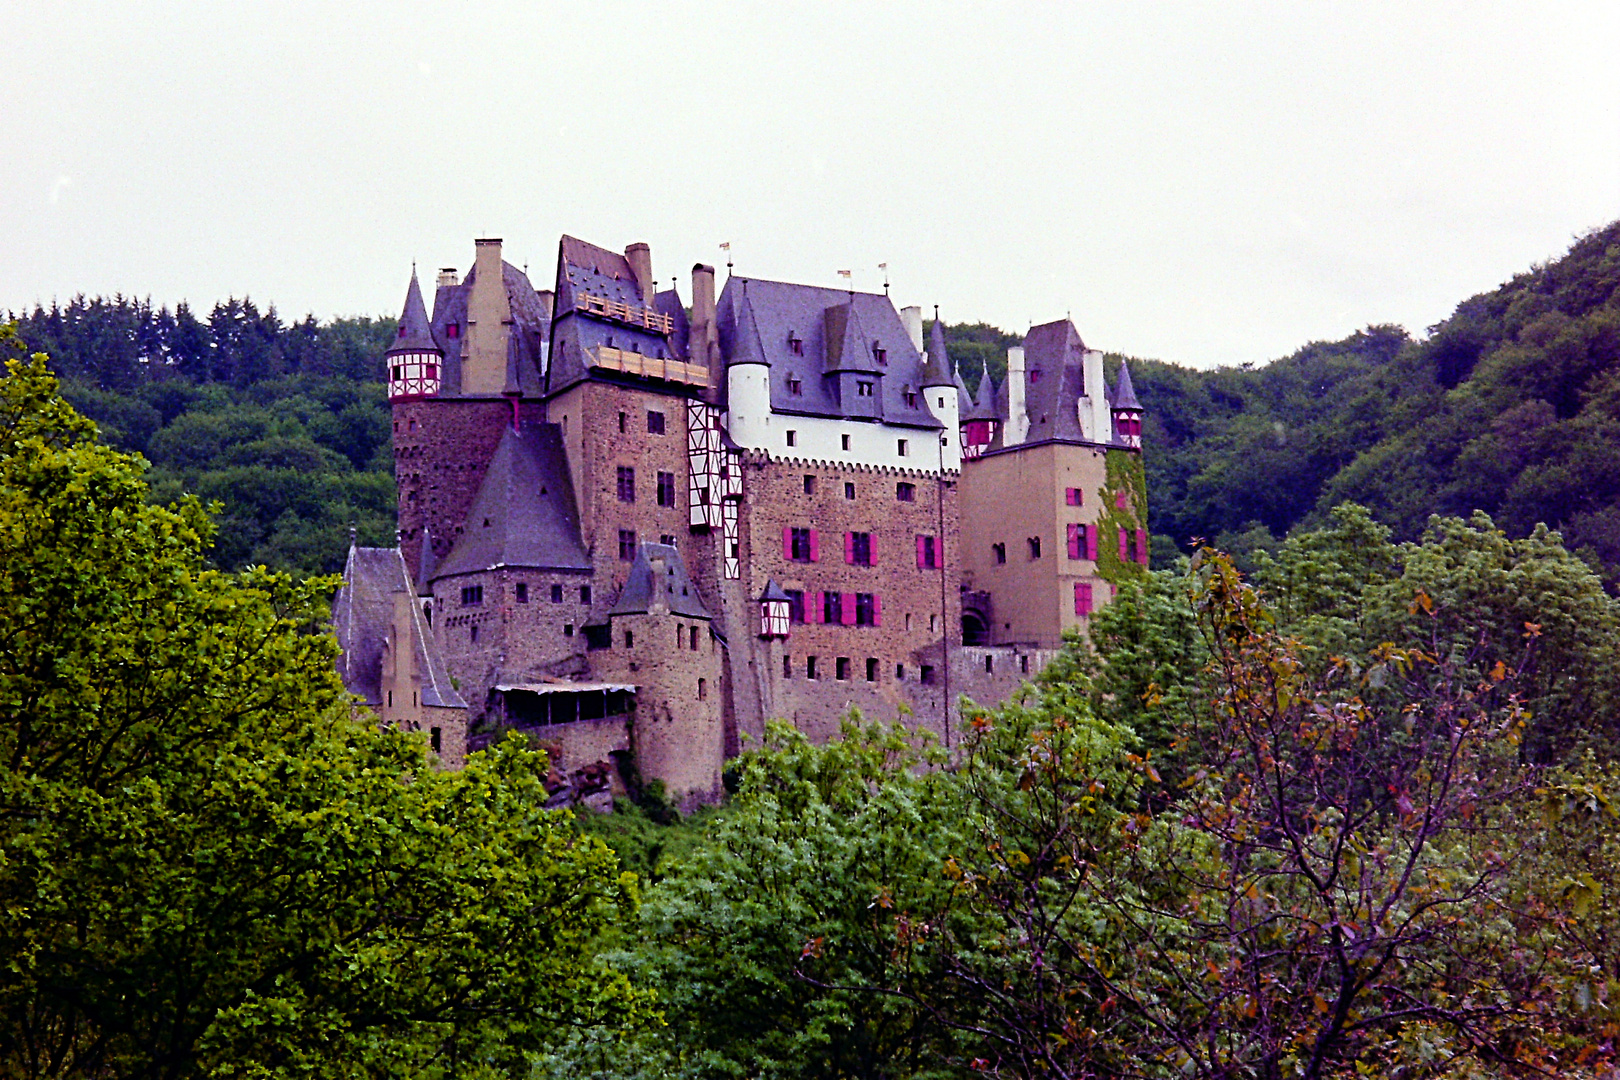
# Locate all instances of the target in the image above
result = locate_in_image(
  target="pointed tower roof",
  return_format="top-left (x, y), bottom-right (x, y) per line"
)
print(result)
top-left (823, 300), bottom-right (877, 373)
top-left (1113, 359), bottom-right (1142, 410)
top-left (388, 269), bottom-right (441, 356)
top-left (732, 290), bottom-right (769, 366)
top-left (758, 578), bottom-right (791, 604)
top-left (962, 371), bottom-right (1000, 422)
top-left (416, 524), bottom-right (438, 596)
top-left (611, 543), bottom-right (712, 620)
top-left (921, 317), bottom-right (953, 388)
top-left (434, 422), bottom-right (591, 580)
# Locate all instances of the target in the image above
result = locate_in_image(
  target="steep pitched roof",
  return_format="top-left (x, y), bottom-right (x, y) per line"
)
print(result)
top-left (714, 277), bottom-right (940, 428)
top-left (921, 318), bottom-right (953, 387)
top-left (334, 545), bottom-right (467, 710)
top-left (545, 235), bottom-right (682, 394)
top-left (1021, 319), bottom-right (1087, 442)
top-left (611, 543), bottom-right (712, 620)
top-left (434, 422), bottom-right (591, 579)
top-left (962, 370), bottom-right (999, 422)
top-left (428, 259), bottom-right (550, 396)
top-left (824, 300), bottom-right (877, 373)
top-left (1113, 359), bottom-right (1142, 410)
top-left (388, 270), bottom-right (441, 356)
top-left (731, 291), bottom-right (769, 366)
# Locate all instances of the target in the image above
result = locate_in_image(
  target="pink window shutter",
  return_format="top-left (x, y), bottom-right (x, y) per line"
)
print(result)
top-left (808, 529), bottom-right (820, 562)
top-left (841, 593), bottom-right (855, 626)
top-left (783, 526), bottom-right (792, 561)
top-left (1118, 527), bottom-right (1128, 561)
top-left (873, 594), bottom-right (881, 625)
top-left (845, 532), bottom-right (854, 565)
top-left (1066, 523), bottom-right (1081, 560)
top-left (1137, 529), bottom-right (1149, 565)
top-left (916, 535), bottom-right (926, 568)
top-left (1075, 581), bottom-right (1093, 616)
top-left (869, 535), bottom-right (878, 565)
top-left (1115, 490), bottom-right (1128, 510)
top-left (1085, 525), bottom-right (1098, 562)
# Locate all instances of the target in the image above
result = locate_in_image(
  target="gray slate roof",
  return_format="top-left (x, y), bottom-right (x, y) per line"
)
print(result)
top-left (334, 545), bottom-right (467, 710)
top-left (611, 542), bottom-right (712, 620)
top-left (962, 371), bottom-right (999, 422)
top-left (1022, 319), bottom-right (1088, 442)
top-left (433, 421), bottom-right (592, 580)
top-left (388, 270), bottom-right (441, 356)
top-left (1114, 359), bottom-right (1141, 410)
top-left (427, 259), bottom-right (551, 397)
top-left (716, 277), bottom-right (942, 429)
top-left (545, 235), bottom-right (683, 395)
top-left (921, 318), bottom-right (953, 388)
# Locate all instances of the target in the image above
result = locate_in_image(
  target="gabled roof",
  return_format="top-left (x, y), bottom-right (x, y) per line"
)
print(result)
top-left (545, 235), bottom-right (681, 394)
top-left (611, 543), bottom-right (712, 620)
top-left (921, 318), bottom-right (953, 388)
top-left (824, 300), bottom-right (877, 373)
top-left (1021, 319), bottom-right (1088, 442)
top-left (715, 277), bottom-right (940, 428)
top-left (334, 545), bottom-right (467, 710)
top-left (962, 370), bottom-right (999, 422)
top-left (428, 258), bottom-right (550, 397)
top-left (758, 578), bottom-right (792, 603)
top-left (388, 270), bottom-right (441, 356)
top-left (1113, 359), bottom-right (1142, 410)
top-left (434, 422), bottom-right (591, 579)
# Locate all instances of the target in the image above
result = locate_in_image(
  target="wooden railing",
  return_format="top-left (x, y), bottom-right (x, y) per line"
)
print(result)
top-left (574, 293), bottom-right (674, 334)
top-left (589, 346), bottom-right (709, 387)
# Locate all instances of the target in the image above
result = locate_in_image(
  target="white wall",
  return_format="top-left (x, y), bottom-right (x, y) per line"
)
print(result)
top-left (724, 404), bottom-right (961, 473)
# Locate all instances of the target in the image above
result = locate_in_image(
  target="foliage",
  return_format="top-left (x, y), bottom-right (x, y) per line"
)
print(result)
top-left (0, 337), bottom-right (646, 1079)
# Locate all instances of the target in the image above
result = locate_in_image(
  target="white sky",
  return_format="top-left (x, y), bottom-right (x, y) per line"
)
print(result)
top-left (5, 2), bottom-right (1617, 369)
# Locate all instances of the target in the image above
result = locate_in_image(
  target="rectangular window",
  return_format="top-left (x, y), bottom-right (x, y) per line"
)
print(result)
top-left (580, 585), bottom-right (592, 605)
top-left (788, 527), bottom-right (818, 562)
top-left (647, 410), bottom-right (665, 434)
top-left (804, 474), bottom-right (815, 495)
top-left (993, 542), bottom-right (1006, 564)
top-left (857, 381), bottom-right (874, 397)
top-left (985, 655), bottom-right (994, 673)
top-left (1067, 523), bottom-right (1084, 560)
top-left (515, 583), bottom-right (529, 603)
top-left (916, 534), bottom-right (938, 569)
top-left (1028, 536), bottom-right (1042, 559)
top-left (786, 430), bottom-right (798, 447)
top-left (865, 658), bottom-right (878, 682)
top-left (845, 482), bottom-right (855, 500)
top-left (619, 529), bottom-right (636, 561)
top-left (431, 727), bottom-right (442, 753)
top-left (445, 324), bottom-right (459, 340)
top-left (564, 623), bottom-right (574, 636)
top-left (1066, 487), bottom-right (1083, 506)
top-left (618, 412), bottom-right (627, 433)
top-left (823, 591), bottom-right (843, 625)
top-left (657, 471), bottom-right (676, 507)
top-left (807, 655), bottom-right (818, 680)
top-left (836, 657), bottom-right (851, 681)
top-left (550, 583), bottom-right (563, 603)
top-left (896, 663), bottom-right (905, 680)
top-left (897, 438), bottom-right (908, 457)
top-left (789, 334), bottom-right (803, 356)
top-left (785, 589), bottom-right (805, 624)
top-left (896, 482), bottom-right (915, 502)
top-left (460, 585), bottom-right (483, 606)
top-left (788, 377), bottom-right (803, 395)
top-left (1075, 581), bottom-right (1094, 617)
top-left (904, 390), bottom-right (918, 408)
top-left (847, 531), bottom-right (873, 566)
top-left (920, 664), bottom-right (936, 686)
top-left (616, 466), bottom-right (635, 503)
top-left (783, 654), bottom-right (792, 678)
top-left (841, 434), bottom-right (851, 451)
top-left (661, 533), bottom-right (676, 546)
top-left (873, 345), bottom-right (887, 364)
top-left (854, 592), bottom-right (876, 626)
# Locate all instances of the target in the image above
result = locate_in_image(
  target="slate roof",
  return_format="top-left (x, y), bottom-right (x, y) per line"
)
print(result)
top-left (545, 235), bottom-right (683, 395)
top-left (433, 422), bottom-right (592, 580)
top-left (715, 277), bottom-right (942, 429)
top-left (921, 318), bottom-right (953, 388)
top-left (758, 578), bottom-right (791, 603)
top-left (428, 259), bottom-right (551, 396)
top-left (962, 371), bottom-right (999, 422)
top-left (334, 545), bottom-right (467, 710)
top-left (611, 542), bottom-right (712, 620)
top-left (1020, 319), bottom-right (1089, 442)
top-left (1114, 359), bottom-right (1141, 410)
top-left (388, 270), bottom-right (441, 356)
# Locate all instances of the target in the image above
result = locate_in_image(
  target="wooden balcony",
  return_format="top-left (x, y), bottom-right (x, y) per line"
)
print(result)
top-left (590, 345), bottom-right (710, 387)
top-left (574, 293), bottom-right (674, 334)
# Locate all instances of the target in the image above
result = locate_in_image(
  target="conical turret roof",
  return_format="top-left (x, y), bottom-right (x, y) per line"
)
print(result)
top-left (731, 290), bottom-right (769, 367)
top-left (962, 372), bottom-right (1000, 422)
top-left (921, 318), bottom-right (953, 387)
top-left (387, 269), bottom-right (441, 356)
top-left (1113, 359), bottom-right (1142, 410)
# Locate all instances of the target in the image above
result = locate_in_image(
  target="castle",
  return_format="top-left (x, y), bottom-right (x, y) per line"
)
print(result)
top-left (333, 235), bottom-right (1148, 807)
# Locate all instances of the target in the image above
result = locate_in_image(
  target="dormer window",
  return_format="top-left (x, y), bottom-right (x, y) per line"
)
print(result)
top-left (787, 377), bottom-right (803, 396)
top-left (445, 324), bottom-right (460, 340)
top-left (857, 381), bottom-right (874, 397)
top-left (1028, 368), bottom-right (1043, 384)
top-left (873, 342), bottom-right (887, 365)
top-left (788, 333), bottom-right (803, 356)
top-left (903, 388), bottom-right (918, 408)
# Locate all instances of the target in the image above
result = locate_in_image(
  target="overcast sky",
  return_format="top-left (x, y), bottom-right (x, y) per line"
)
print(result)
top-left (5, 2), bottom-right (1617, 369)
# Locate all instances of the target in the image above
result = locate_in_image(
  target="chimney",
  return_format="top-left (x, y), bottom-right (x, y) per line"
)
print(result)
top-left (625, 242), bottom-right (654, 305)
top-left (691, 263), bottom-right (719, 401)
top-left (1006, 345), bottom-right (1028, 446)
top-left (463, 239), bottom-right (511, 396)
top-left (1083, 348), bottom-right (1108, 442)
top-left (900, 305), bottom-right (924, 352)
top-left (437, 267), bottom-right (459, 288)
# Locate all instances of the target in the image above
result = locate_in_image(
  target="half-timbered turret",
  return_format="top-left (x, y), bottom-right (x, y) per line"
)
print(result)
top-left (386, 269), bottom-right (443, 401)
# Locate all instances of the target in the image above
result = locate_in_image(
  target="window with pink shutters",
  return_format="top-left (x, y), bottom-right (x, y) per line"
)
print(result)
top-left (1065, 487), bottom-right (1083, 506)
top-left (808, 528), bottom-right (819, 562)
top-left (845, 532), bottom-right (854, 564)
top-left (1074, 582), bottom-right (1093, 616)
top-left (1067, 523), bottom-right (1082, 560)
top-left (1137, 529), bottom-right (1149, 565)
top-left (1118, 527), bottom-right (1129, 561)
top-left (1115, 490), bottom-right (1129, 510)
top-left (841, 593), bottom-right (856, 626)
top-left (783, 526), bottom-right (792, 561)
top-left (1086, 526), bottom-right (1098, 562)
top-left (810, 590), bottom-right (824, 623)
top-left (873, 594), bottom-right (881, 626)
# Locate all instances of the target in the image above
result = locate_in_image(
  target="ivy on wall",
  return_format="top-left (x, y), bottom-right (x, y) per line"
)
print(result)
top-left (1094, 448), bottom-right (1149, 588)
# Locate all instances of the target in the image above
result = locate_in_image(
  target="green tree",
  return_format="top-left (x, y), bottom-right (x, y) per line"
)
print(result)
top-left (0, 334), bottom-right (647, 1078)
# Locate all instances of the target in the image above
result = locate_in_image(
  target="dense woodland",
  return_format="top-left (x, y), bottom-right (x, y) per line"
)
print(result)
top-left (4, 224), bottom-right (1620, 1076)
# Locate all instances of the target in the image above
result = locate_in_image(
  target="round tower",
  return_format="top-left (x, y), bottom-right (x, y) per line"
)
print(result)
top-left (1111, 360), bottom-right (1143, 450)
top-left (923, 314), bottom-right (961, 471)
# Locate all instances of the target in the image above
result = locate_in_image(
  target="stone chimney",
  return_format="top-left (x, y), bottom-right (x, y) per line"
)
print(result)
top-left (625, 242), bottom-right (654, 305)
top-left (1083, 349), bottom-right (1108, 443)
top-left (900, 305), bottom-right (924, 352)
top-left (691, 263), bottom-right (719, 401)
top-left (463, 239), bottom-right (511, 396)
top-left (437, 267), bottom-right (460, 288)
top-left (1005, 344), bottom-right (1028, 446)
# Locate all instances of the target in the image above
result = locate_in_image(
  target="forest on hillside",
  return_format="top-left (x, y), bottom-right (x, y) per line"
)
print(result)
top-left (7, 219), bottom-right (1619, 585)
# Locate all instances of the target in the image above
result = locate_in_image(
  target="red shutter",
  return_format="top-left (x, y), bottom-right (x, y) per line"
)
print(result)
top-left (810, 590), bottom-right (823, 623)
top-left (1118, 527), bottom-right (1128, 561)
top-left (1075, 582), bottom-right (1092, 616)
top-left (1115, 490), bottom-right (1128, 510)
top-left (841, 593), bottom-right (855, 626)
top-left (1137, 529), bottom-right (1149, 565)
top-left (808, 528), bottom-right (820, 562)
top-left (783, 526), bottom-right (792, 560)
top-left (845, 531), bottom-right (854, 565)
top-left (1067, 523), bottom-right (1081, 559)
top-left (869, 535), bottom-right (878, 565)
top-left (873, 594), bottom-right (881, 626)
top-left (916, 535), bottom-right (927, 568)
top-left (1086, 525), bottom-right (1098, 562)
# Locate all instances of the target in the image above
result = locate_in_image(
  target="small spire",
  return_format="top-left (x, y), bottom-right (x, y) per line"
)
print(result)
top-left (921, 313), bottom-right (952, 388)
top-left (387, 267), bottom-right (441, 357)
top-left (1113, 359), bottom-right (1142, 411)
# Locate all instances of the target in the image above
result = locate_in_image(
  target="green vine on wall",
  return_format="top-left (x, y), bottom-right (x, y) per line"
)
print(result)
top-left (1094, 448), bottom-right (1149, 587)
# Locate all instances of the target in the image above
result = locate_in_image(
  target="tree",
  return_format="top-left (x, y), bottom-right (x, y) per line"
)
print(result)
top-left (0, 331), bottom-right (647, 1078)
